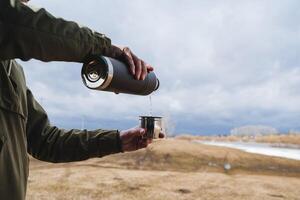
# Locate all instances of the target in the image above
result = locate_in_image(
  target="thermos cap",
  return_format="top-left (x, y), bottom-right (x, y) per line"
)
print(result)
top-left (82, 57), bottom-right (114, 90)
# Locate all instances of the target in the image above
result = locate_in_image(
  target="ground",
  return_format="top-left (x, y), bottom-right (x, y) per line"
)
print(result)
top-left (27, 139), bottom-right (300, 200)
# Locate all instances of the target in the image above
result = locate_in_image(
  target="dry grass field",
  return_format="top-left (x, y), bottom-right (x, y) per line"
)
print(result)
top-left (27, 139), bottom-right (300, 200)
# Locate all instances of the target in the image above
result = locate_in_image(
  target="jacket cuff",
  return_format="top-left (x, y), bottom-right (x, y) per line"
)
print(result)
top-left (83, 32), bottom-right (111, 63)
top-left (93, 32), bottom-right (112, 54)
top-left (116, 130), bottom-right (124, 153)
top-left (88, 129), bottom-right (123, 158)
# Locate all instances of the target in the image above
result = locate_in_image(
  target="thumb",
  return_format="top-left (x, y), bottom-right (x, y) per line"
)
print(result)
top-left (139, 128), bottom-right (146, 136)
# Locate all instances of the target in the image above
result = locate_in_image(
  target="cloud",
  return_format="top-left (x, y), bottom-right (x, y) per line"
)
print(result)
top-left (20, 0), bottom-right (300, 134)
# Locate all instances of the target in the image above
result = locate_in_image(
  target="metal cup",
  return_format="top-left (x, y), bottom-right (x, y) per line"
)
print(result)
top-left (140, 116), bottom-right (163, 139)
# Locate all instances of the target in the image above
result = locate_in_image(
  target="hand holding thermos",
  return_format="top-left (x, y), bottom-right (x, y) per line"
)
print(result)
top-left (103, 45), bottom-right (154, 80)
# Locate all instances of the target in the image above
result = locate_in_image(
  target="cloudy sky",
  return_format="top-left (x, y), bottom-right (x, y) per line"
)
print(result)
top-left (20, 0), bottom-right (300, 135)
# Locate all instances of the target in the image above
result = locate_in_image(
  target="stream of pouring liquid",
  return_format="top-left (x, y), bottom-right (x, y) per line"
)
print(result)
top-left (149, 95), bottom-right (153, 116)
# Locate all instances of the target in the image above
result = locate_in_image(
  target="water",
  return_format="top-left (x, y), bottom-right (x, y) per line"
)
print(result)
top-left (197, 141), bottom-right (300, 161)
top-left (149, 95), bottom-right (153, 116)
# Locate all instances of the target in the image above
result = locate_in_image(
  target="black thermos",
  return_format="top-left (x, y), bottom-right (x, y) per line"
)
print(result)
top-left (81, 56), bottom-right (159, 95)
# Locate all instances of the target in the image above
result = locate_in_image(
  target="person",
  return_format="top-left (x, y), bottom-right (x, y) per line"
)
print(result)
top-left (0, 0), bottom-right (163, 199)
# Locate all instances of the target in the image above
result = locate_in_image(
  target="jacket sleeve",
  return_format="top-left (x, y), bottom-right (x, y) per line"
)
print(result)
top-left (0, 0), bottom-right (111, 62)
top-left (26, 88), bottom-right (123, 163)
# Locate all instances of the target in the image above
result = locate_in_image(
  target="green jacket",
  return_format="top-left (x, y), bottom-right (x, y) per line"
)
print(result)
top-left (0, 1), bottom-right (122, 199)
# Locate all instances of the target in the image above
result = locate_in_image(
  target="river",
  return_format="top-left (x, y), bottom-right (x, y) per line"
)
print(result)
top-left (197, 141), bottom-right (300, 161)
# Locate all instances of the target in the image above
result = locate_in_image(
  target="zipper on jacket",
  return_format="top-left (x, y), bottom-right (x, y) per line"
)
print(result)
top-left (7, 60), bottom-right (12, 76)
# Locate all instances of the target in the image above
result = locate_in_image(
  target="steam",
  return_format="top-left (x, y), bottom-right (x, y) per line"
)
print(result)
top-left (162, 114), bottom-right (176, 137)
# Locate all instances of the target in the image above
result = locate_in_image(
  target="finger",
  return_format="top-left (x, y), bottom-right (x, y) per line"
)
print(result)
top-left (159, 132), bottom-right (165, 138)
top-left (123, 47), bottom-right (135, 76)
top-left (133, 55), bottom-right (142, 80)
top-left (141, 60), bottom-right (148, 80)
top-left (146, 63), bottom-right (154, 72)
top-left (139, 128), bottom-right (146, 137)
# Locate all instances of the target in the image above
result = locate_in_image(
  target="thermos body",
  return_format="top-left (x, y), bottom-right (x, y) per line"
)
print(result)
top-left (81, 56), bottom-right (159, 95)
